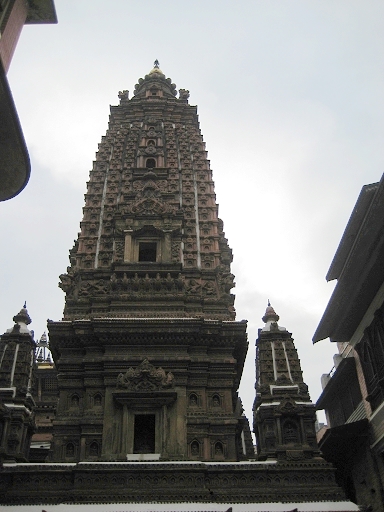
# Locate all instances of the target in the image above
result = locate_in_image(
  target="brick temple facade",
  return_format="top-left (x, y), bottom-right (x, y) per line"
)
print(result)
top-left (0, 63), bottom-right (356, 511)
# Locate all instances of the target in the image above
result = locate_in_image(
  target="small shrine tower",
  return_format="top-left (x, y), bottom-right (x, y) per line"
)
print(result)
top-left (0, 305), bottom-right (36, 462)
top-left (253, 303), bottom-right (320, 461)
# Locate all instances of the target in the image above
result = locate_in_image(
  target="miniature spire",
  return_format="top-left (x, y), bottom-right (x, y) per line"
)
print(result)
top-left (262, 301), bottom-right (279, 323)
top-left (261, 301), bottom-right (286, 332)
top-left (36, 332), bottom-right (51, 362)
top-left (12, 303), bottom-right (32, 327)
top-left (3, 303), bottom-right (33, 335)
top-left (38, 332), bottom-right (48, 345)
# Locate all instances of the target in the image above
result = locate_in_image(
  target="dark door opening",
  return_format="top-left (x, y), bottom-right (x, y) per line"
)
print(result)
top-left (139, 242), bottom-right (157, 262)
top-left (134, 414), bottom-right (156, 453)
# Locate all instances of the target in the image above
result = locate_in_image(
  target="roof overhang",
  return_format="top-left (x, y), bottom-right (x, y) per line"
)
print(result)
top-left (318, 418), bottom-right (369, 463)
top-left (25, 0), bottom-right (57, 24)
top-left (0, 61), bottom-right (30, 201)
top-left (313, 175), bottom-right (384, 342)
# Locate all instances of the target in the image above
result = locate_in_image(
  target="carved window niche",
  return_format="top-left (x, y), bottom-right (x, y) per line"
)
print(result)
top-left (282, 420), bottom-right (300, 445)
top-left (264, 423), bottom-right (276, 451)
top-left (65, 442), bottom-right (76, 459)
top-left (186, 256), bottom-right (194, 266)
top-left (189, 393), bottom-right (199, 408)
top-left (93, 393), bottom-right (102, 407)
top-left (124, 227), bottom-right (173, 265)
top-left (146, 158), bottom-right (156, 169)
top-left (211, 393), bottom-right (222, 409)
top-left (212, 440), bottom-right (225, 460)
top-left (86, 440), bottom-right (100, 459)
top-left (69, 394), bottom-right (80, 409)
top-left (147, 87), bottom-right (162, 98)
top-left (190, 439), bottom-right (201, 459)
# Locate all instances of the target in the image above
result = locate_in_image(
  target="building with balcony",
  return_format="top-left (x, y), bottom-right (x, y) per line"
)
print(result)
top-left (314, 174), bottom-right (384, 511)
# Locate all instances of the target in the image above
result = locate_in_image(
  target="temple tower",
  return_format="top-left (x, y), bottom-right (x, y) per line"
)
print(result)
top-left (0, 305), bottom-right (36, 462)
top-left (48, 63), bottom-right (250, 462)
top-left (0, 67), bottom-right (353, 510)
top-left (253, 303), bottom-right (320, 461)
top-left (58, 61), bottom-right (235, 321)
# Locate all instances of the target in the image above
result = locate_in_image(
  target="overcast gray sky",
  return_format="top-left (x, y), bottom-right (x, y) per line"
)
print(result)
top-left (1, 0), bottom-right (384, 424)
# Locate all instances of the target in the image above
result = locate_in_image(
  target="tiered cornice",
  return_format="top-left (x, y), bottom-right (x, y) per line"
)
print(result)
top-left (0, 460), bottom-right (347, 505)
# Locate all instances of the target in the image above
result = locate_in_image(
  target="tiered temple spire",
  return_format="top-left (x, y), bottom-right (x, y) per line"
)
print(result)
top-left (59, 64), bottom-right (235, 321)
